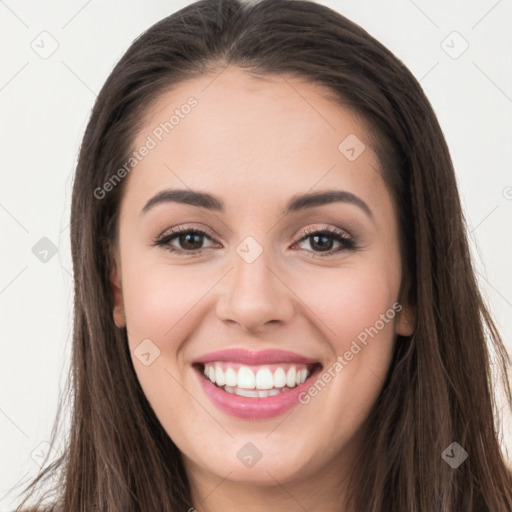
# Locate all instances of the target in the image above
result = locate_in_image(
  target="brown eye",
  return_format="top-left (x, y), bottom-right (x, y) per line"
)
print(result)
top-left (294, 226), bottom-right (357, 256)
top-left (155, 227), bottom-right (216, 254)
top-left (153, 225), bottom-right (358, 257)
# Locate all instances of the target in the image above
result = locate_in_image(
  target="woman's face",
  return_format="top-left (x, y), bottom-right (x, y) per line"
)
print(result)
top-left (110, 67), bottom-right (415, 501)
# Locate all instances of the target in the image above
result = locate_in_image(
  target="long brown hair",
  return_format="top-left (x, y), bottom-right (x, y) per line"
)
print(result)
top-left (13, 0), bottom-right (512, 510)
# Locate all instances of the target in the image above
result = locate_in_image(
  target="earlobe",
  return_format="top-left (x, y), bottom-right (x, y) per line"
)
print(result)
top-left (396, 275), bottom-right (416, 337)
top-left (110, 254), bottom-right (126, 328)
top-left (396, 305), bottom-right (416, 337)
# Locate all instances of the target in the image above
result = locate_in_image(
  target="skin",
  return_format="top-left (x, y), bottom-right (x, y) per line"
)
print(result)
top-left (110, 67), bottom-right (416, 512)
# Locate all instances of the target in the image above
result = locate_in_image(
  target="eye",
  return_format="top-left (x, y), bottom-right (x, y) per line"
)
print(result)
top-left (292, 226), bottom-right (357, 257)
top-left (153, 225), bottom-right (358, 257)
top-left (154, 226), bottom-right (217, 255)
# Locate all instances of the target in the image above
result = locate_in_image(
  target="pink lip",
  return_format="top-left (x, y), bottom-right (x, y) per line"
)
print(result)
top-left (194, 364), bottom-right (322, 419)
top-left (193, 348), bottom-right (320, 366)
top-left (192, 349), bottom-right (323, 419)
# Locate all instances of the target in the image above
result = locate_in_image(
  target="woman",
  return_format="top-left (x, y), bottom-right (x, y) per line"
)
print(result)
top-left (14, 0), bottom-right (512, 510)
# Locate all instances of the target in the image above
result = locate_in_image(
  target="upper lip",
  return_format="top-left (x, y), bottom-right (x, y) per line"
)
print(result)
top-left (193, 348), bottom-right (321, 366)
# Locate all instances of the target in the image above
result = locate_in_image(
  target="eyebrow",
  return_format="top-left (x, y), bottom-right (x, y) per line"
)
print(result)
top-left (141, 188), bottom-right (374, 220)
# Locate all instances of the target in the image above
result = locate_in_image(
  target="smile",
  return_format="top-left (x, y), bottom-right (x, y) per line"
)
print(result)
top-left (193, 361), bottom-right (323, 419)
top-left (201, 362), bottom-right (315, 397)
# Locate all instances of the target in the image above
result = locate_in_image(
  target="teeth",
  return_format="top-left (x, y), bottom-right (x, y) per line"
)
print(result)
top-left (286, 366), bottom-right (296, 388)
top-left (215, 366), bottom-right (225, 386)
top-left (273, 367), bottom-right (286, 388)
top-left (223, 385), bottom-right (292, 398)
top-left (235, 387), bottom-right (260, 398)
top-left (225, 367), bottom-right (237, 387)
top-left (237, 366), bottom-right (256, 389)
top-left (255, 368), bottom-right (273, 389)
top-left (202, 363), bottom-right (313, 392)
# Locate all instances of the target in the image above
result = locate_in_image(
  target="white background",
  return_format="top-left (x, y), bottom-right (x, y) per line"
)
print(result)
top-left (0, 0), bottom-right (511, 509)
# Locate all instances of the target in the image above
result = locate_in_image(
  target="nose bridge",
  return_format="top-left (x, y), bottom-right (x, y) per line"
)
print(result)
top-left (234, 238), bottom-right (273, 291)
top-left (215, 235), bottom-right (295, 330)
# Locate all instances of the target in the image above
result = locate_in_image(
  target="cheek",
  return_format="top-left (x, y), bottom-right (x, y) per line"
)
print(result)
top-left (120, 259), bottom-right (208, 419)
top-left (122, 258), bottom-right (209, 342)
top-left (294, 267), bottom-right (400, 436)
top-left (298, 265), bottom-right (399, 352)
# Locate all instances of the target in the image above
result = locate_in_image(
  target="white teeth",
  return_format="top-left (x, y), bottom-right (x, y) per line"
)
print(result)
top-left (237, 366), bottom-right (256, 389)
top-left (225, 367), bottom-right (237, 387)
top-left (235, 387), bottom-right (259, 398)
top-left (223, 385), bottom-right (292, 398)
top-left (286, 367), bottom-right (296, 388)
top-left (201, 362), bottom-right (313, 392)
top-left (215, 366), bottom-right (225, 387)
top-left (255, 368), bottom-right (273, 389)
top-left (273, 367), bottom-right (286, 388)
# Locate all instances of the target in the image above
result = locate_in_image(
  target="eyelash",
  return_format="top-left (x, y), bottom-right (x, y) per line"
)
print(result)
top-left (153, 225), bottom-right (358, 258)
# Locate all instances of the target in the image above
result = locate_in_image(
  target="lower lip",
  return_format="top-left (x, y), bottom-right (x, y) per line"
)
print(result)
top-left (194, 364), bottom-right (322, 419)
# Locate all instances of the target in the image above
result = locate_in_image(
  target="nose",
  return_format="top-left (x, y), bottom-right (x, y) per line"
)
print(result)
top-left (215, 246), bottom-right (296, 334)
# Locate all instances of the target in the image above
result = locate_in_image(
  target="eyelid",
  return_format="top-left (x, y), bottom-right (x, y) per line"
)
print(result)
top-left (296, 224), bottom-right (353, 241)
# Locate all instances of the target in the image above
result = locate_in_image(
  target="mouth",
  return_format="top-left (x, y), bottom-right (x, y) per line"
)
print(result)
top-left (192, 359), bottom-right (323, 419)
top-left (193, 361), bottom-right (323, 398)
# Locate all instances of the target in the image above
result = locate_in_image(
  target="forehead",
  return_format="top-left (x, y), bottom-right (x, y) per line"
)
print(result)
top-left (126, 67), bottom-right (386, 212)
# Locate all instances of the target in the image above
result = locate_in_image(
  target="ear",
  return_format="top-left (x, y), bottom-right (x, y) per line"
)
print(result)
top-left (395, 276), bottom-right (416, 337)
top-left (109, 248), bottom-right (126, 328)
top-left (395, 301), bottom-right (416, 337)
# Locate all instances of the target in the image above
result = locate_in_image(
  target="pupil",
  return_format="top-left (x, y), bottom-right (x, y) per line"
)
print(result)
top-left (181, 233), bottom-right (202, 250)
top-left (312, 234), bottom-right (332, 251)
